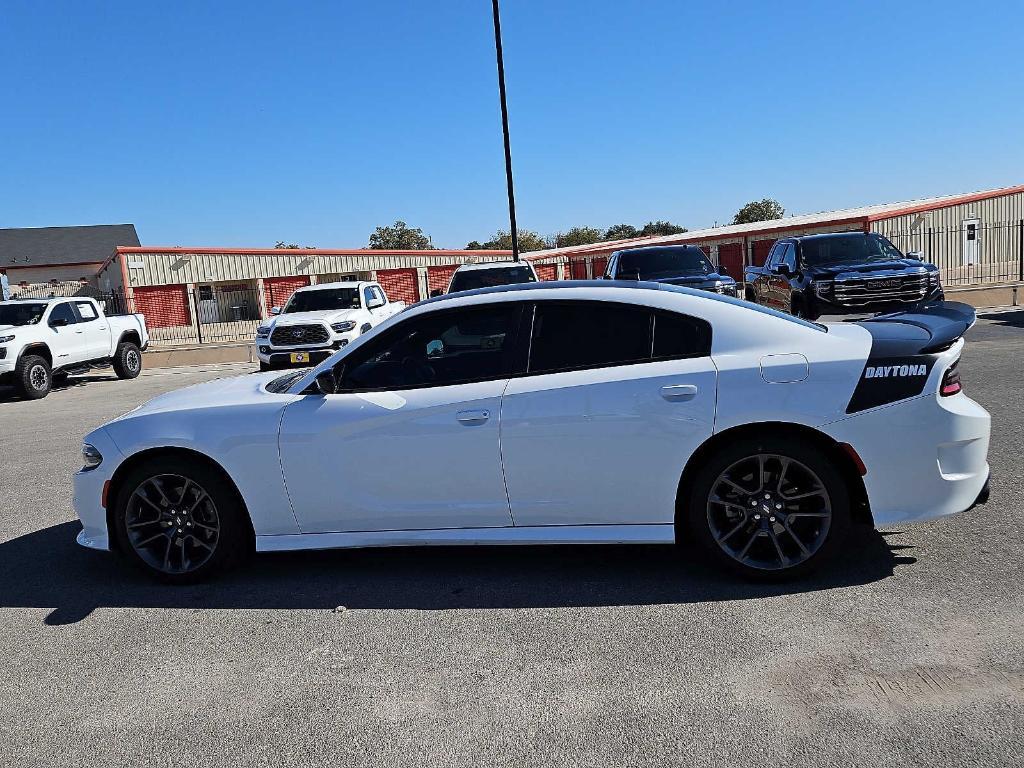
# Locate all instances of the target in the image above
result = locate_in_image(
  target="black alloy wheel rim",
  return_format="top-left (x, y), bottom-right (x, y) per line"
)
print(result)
top-left (125, 474), bottom-right (220, 574)
top-left (706, 453), bottom-right (831, 571)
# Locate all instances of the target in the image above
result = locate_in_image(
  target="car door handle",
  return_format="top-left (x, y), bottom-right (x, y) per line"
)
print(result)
top-left (456, 409), bottom-right (490, 425)
top-left (661, 384), bottom-right (698, 402)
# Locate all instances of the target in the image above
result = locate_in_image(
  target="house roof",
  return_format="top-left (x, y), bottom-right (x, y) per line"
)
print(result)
top-left (0, 224), bottom-right (140, 268)
top-left (525, 184), bottom-right (1024, 259)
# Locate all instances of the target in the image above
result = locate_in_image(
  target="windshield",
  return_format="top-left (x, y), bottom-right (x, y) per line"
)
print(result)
top-left (0, 302), bottom-right (47, 326)
top-left (283, 288), bottom-right (360, 313)
top-left (449, 266), bottom-right (536, 293)
top-left (800, 234), bottom-right (905, 266)
top-left (619, 248), bottom-right (712, 279)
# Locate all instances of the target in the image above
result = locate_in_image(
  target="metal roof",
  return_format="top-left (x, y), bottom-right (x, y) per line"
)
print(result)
top-left (0, 224), bottom-right (140, 267)
top-left (525, 184), bottom-right (1024, 259)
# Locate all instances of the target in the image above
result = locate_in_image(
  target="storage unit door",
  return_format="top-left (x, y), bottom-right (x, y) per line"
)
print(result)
top-left (718, 242), bottom-right (744, 278)
top-left (132, 285), bottom-right (190, 328)
top-left (534, 264), bottom-right (557, 281)
top-left (590, 257), bottom-right (608, 278)
top-left (376, 268), bottom-right (420, 304)
top-left (264, 276), bottom-right (311, 313)
top-left (751, 239), bottom-right (777, 267)
top-left (427, 265), bottom-right (459, 296)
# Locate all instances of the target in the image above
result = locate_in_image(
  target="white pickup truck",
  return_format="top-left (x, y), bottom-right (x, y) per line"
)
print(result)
top-left (255, 281), bottom-right (406, 370)
top-left (0, 297), bottom-right (149, 399)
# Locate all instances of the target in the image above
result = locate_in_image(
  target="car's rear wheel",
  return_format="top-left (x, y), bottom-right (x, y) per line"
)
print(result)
top-left (683, 435), bottom-right (850, 580)
top-left (15, 354), bottom-right (52, 399)
top-left (112, 457), bottom-right (251, 583)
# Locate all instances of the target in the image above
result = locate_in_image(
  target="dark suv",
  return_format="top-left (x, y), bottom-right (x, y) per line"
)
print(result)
top-left (602, 245), bottom-right (738, 296)
top-left (743, 232), bottom-right (943, 320)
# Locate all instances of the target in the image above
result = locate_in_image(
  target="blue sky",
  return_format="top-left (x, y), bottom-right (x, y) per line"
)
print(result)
top-left (1, 0), bottom-right (1021, 249)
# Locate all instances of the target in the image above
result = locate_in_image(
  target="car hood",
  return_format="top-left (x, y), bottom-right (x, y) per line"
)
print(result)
top-left (271, 309), bottom-right (360, 326)
top-left (806, 260), bottom-right (934, 279)
top-left (645, 272), bottom-right (736, 287)
top-left (111, 371), bottom-right (290, 420)
top-left (0, 324), bottom-right (20, 334)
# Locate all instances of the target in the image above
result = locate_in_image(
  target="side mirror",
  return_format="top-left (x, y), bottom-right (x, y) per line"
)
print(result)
top-left (50, 317), bottom-right (70, 328)
top-left (270, 306), bottom-right (282, 315)
top-left (906, 251), bottom-right (923, 261)
top-left (314, 369), bottom-right (336, 395)
top-left (429, 289), bottom-right (444, 298)
top-left (775, 263), bottom-right (792, 278)
top-left (718, 264), bottom-right (730, 276)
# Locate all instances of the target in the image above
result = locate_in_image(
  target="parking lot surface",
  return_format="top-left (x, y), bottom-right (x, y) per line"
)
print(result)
top-left (1, 314), bottom-right (1022, 768)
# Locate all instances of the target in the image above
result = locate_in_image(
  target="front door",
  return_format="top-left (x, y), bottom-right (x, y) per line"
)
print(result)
top-left (500, 300), bottom-right (717, 527)
top-left (278, 302), bottom-right (524, 533)
top-left (962, 218), bottom-right (980, 265)
top-left (45, 301), bottom-right (85, 367)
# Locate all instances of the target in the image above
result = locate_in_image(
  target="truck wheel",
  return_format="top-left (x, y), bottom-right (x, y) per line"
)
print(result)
top-left (680, 434), bottom-right (850, 580)
top-left (112, 342), bottom-right (142, 379)
top-left (744, 286), bottom-right (757, 303)
top-left (111, 456), bottom-right (253, 583)
top-left (15, 354), bottom-right (52, 399)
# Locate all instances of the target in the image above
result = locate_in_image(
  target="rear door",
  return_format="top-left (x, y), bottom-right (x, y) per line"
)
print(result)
top-left (72, 300), bottom-right (110, 360)
top-left (499, 300), bottom-right (717, 527)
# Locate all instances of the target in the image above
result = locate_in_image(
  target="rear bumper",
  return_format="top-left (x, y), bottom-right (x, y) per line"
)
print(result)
top-left (822, 390), bottom-right (991, 525)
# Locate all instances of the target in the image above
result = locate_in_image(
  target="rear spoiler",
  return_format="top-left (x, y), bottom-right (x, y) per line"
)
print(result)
top-left (854, 301), bottom-right (976, 355)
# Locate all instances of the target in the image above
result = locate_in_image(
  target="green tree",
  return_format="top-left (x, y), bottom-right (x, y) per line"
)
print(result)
top-left (639, 220), bottom-right (688, 237)
top-left (465, 240), bottom-right (484, 250)
top-left (603, 223), bottom-right (639, 241)
top-left (275, 241), bottom-right (300, 249)
top-left (732, 199), bottom-right (785, 225)
top-left (555, 226), bottom-right (603, 248)
top-left (475, 229), bottom-right (549, 252)
top-left (368, 220), bottom-right (434, 250)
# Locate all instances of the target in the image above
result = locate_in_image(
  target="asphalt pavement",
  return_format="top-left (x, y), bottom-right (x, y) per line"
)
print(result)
top-left (0, 313), bottom-right (1022, 768)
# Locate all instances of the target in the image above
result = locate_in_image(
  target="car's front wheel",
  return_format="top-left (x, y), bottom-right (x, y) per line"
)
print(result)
top-left (111, 457), bottom-right (252, 583)
top-left (15, 354), bottom-right (52, 399)
top-left (683, 435), bottom-right (850, 579)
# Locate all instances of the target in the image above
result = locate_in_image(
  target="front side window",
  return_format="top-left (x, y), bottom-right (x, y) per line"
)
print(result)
top-left (285, 288), bottom-right (360, 313)
top-left (336, 304), bottom-right (523, 391)
top-left (48, 302), bottom-right (77, 326)
top-left (74, 301), bottom-right (99, 321)
top-left (362, 286), bottom-right (375, 307)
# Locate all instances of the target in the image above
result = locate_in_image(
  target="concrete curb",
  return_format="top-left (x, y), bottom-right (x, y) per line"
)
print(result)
top-left (144, 343), bottom-right (255, 369)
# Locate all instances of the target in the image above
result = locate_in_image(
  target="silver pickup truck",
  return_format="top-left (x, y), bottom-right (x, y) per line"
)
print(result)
top-left (0, 296), bottom-right (149, 399)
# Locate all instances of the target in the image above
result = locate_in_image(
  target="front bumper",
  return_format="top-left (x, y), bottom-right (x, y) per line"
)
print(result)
top-left (72, 427), bottom-right (126, 552)
top-left (823, 389), bottom-right (990, 525)
top-left (255, 338), bottom-right (350, 367)
top-left (811, 287), bottom-right (945, 317)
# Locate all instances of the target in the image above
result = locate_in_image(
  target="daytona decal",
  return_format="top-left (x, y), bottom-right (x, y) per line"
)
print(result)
top-left (847, 356), bottom-right (937, 413)
top-left (864, 364), bottom-right (928, 378)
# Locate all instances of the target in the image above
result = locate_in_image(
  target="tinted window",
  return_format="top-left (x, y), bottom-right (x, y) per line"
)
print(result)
top-left (765, 243), bottom-right (783, 269)
top-left (652, 311), bottom-right (711, 359)
top-left (48, 303), bottom-right (77, 326)
top-left (617, 247), bottom-right (713, 280)
top-left (800, 234), bottom-right (905, 266)
top-left (373, 286), bottom-right (387, 304)
top-left (285, 288), bottom-right (360, 313)
top-left (74, 301), bottom-right (98, 321)
top-left (337, 304), bottom-right (522, 391)
top-left (0, 303), bottom-right (46, 326)
top-left (779, 244), bottom-right (796, 270)
top-left (362, 286), bottom-right (375, 306)
top-left (449, 266), bottom-right (536, 293)
top-left (529, 302), bottom-right (651, 373)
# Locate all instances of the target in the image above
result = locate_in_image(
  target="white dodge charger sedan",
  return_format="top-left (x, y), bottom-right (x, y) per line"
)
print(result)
top-left (73, 282), bottom-right (991, 582)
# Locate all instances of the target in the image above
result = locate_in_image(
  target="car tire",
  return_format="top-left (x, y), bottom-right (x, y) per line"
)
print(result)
top-left (681, 435), bottom-right (850, 580)
top-left (111, 456), bottom-right (253, 584)
top-left (15, 354), bottom-right (52, 399)
top-left (744, 286), bottom-right (757, 303)
top-left (112, 341), bottom-right (142, 379)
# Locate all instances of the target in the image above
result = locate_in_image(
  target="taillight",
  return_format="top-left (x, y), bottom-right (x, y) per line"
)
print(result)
top-left (940, 359), bottom-right (962, 397)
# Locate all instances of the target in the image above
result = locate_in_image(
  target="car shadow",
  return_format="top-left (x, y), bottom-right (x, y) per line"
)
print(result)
top-left (0, 372), bottom-right (119, 402)
top-left (0, 522), bottom-right (916, 625)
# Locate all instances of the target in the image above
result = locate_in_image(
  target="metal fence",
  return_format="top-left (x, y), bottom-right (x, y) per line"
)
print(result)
top-left (877, 220), bottom-right (1024, 287)
top-left (6, 280), bottom-right (130, 314)
top-left (144, 286), bottom-right (266, 346)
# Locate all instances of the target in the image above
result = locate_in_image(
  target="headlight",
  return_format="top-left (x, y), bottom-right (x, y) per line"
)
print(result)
top-left (255, 326), bottom-right (271, 338)
top-left (928, 272), bottom-right (942, 290)
top-left (331, 321), bottom-right (356, 333)
top-left (813, 281), bottom-right (833, 297)
top-left (0, 334), bottom-right (14, 343)
top-left (81, 444), bottom-right (103, 471)
top-left (711, 281), bottom-right (724, 293)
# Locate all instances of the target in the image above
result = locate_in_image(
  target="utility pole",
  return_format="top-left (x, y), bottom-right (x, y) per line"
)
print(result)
top-left (491, 0), bottom-right (519, 261)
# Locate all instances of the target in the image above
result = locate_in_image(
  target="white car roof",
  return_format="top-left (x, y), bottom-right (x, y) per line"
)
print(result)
top-left (294, 281), bottom-right (365, 291)
top-left (453, 261), bottom-right (534, 273)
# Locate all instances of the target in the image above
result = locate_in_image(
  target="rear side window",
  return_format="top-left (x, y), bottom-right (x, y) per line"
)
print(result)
top-left (74, 301), bottom-right (98, 321)
top-left (527, 301), bottom-right (710, 374)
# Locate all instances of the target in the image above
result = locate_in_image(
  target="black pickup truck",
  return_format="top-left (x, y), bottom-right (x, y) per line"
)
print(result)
top-left (743, 232), bottom-right (944, 320)
top-left (602, 245), bottom-right (738, 296)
